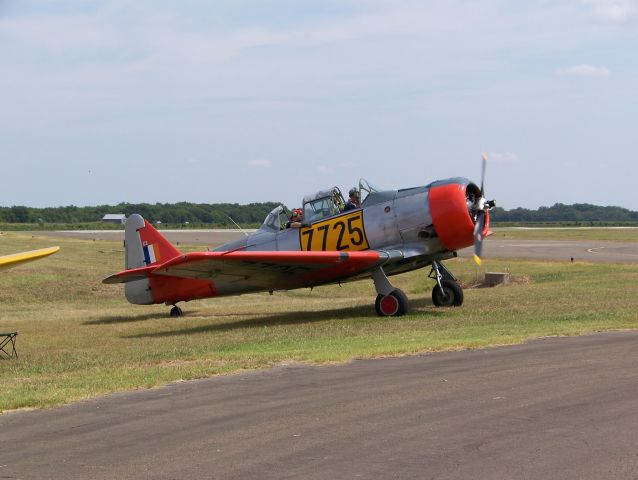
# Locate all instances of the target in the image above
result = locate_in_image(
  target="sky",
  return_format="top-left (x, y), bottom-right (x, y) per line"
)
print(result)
top-left (1, 0), bottom-right (637, 210)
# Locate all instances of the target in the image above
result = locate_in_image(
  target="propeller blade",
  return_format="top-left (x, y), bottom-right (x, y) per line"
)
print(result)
top-left (480, 152), bottom-right (487, 196)
top-left (473, 210), bottom-right (486, 265)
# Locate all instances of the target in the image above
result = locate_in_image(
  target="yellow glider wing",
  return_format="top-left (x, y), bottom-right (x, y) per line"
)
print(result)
top-left (0, 246), bottom-right (60, 272)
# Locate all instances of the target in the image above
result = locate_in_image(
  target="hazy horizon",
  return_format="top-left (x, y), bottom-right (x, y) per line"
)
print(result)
top-left (1, 200), bottom-right (637, 214)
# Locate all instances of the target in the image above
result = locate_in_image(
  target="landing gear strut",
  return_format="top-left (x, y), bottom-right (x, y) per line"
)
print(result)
top-left (372, 268), bottom-right (409, 316)
top-left (429, 261), bottom-right (463, 307)
top-left (169, 305), bottom-right (184, 317)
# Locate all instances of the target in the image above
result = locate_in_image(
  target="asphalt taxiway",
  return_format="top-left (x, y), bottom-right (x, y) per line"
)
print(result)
top-left (2, 332), bottom-right (638, 479)
top-left (33, 229), bottom-right (638, 263)
top-left (463, 238), bottom-right (638, 263)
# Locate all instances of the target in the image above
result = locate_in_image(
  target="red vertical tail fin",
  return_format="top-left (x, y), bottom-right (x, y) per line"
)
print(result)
top-left (137, 219), bottom-right (181, 266)
top-left (123, 214), bottom-right (182, 305)
top-left (124, 214), bottom-right (180, 269)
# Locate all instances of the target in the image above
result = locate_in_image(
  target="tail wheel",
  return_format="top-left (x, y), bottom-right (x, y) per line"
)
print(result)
top-left (432, 280), bottom-right (464, 307)
top-left (375, 288), bottom-right (409, 317)
top-left (170, 305), bottom-right (184, 317)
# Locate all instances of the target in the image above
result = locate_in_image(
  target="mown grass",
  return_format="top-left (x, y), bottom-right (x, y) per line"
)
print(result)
top-left (1, 231), bottom-right (638, 411)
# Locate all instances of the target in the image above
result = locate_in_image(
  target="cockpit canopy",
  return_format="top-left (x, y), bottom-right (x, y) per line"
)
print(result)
top-left (261, 179), bottom-right (385, 229)
top-left (358, 178), bottom-right (382, 204)
top-left (301, 179), bottom-right (385, 222)
top-left (260, 205), bottom-right (285, 231)
top-left (300, 179), bottom-right (384, 222)
top-left (302, 187), bottom-right (345, 223)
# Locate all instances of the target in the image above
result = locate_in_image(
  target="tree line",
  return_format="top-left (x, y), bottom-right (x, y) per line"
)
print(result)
top-left (0, 202), bottom-right (282, 226)
top-left (1, 201), bottom-right (637, 226)
top-left (490, 203), bottom-right (638, 224)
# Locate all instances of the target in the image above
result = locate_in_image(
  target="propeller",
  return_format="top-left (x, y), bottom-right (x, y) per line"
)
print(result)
top-left (480, 152), bottom-right (487, 197)
top-left (473, 153), bottom-right (495, 265)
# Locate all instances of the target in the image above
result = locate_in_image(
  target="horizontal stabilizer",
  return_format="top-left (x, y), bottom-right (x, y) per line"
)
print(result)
top-left (102, 265), bottom-right (157, 284)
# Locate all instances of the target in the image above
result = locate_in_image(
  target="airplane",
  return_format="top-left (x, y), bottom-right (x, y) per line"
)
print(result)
top-left (104, 159), bottom-right (495, 317)
top-left (0, 246), bottom-right (60, 272)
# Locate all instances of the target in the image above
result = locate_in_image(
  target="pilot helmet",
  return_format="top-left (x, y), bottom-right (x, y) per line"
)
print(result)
top-left (349, 188), bottom-right (359, 199)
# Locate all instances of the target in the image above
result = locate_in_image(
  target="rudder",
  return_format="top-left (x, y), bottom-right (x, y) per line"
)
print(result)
top-left (124, 214), bottom-right (181, 305)
top-left (125, 214), bottom-right (180, 269)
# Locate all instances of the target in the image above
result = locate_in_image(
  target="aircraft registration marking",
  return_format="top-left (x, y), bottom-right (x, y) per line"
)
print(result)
top-left (299, 211), bottom-right (369, 251)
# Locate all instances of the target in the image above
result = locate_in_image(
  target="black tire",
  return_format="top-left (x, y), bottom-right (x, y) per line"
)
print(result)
top-left (392, 288), bottom-right (409, 315)
top-left (169, 306), bottom-right (183, 317)
top-left (432, 280), bottom-right (464, 307)
top-left (375, 288), bottom-right (409, 316)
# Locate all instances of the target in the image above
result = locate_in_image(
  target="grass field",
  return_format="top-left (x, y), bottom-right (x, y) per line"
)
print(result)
top-left (1, 230), bottom-right (638, 411)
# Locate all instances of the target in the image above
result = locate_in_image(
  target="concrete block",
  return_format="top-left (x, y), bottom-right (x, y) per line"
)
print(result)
top-left (485, 272), bottom-right (511, 287)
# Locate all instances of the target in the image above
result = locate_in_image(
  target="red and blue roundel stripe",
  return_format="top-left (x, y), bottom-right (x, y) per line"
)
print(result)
top-left (142, 242), bottom-right (161, 265)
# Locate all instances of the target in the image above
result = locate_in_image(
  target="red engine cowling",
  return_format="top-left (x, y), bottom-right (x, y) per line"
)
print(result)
top-left (428, 179), bottom-right (479, 252)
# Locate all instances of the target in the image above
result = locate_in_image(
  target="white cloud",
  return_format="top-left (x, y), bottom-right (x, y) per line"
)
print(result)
top-left (554, 64), bottom-right (611, 77)
top-left (488, 152), bottom-right (520, 163)
top-left (117, 4), bottom-right (469, 73)
top-left (248, 159), bottom-right (272, 167)
top-left (338, 161), bottom-right (357, 168)
top-left (582, 0), bottom-right (637, 23)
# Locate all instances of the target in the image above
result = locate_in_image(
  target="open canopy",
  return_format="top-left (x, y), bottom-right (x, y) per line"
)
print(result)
top-left (299, 179), bottom-right (384, 223)
top-left (259, 179), bottom-right (386, 228)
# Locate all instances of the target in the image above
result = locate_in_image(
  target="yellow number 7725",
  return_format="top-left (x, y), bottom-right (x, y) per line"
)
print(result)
top-left (299, 212), bottom-right (370, 251)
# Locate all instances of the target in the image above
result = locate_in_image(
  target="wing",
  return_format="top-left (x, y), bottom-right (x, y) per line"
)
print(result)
top-left (104, 250), bottom-right (400, 291)
top-left (0, 246), bottom-right (60, 272)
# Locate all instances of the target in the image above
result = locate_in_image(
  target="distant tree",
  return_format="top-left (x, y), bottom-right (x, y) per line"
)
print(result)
top-left (8, 206), bottom-right (31, 223)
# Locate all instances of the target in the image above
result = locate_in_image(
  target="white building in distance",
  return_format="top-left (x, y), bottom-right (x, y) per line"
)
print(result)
top-left (102, 214), bottom-right (127, 224)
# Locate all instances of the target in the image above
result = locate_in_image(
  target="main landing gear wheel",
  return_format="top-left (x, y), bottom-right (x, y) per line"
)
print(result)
top-left (432, 279), bottom-right (464, 307)
top-left (375, 288), bottom-right (409, 317)
top-left (169, 305), bottom-right (184, 317)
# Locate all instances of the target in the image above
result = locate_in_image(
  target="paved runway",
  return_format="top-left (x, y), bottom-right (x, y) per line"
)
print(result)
top-left (2, 332), bottom-right (638, 479)
top-left (462, 239), bottom-right (638, 263)
top-left (32, 230), bottom-right (638, 263)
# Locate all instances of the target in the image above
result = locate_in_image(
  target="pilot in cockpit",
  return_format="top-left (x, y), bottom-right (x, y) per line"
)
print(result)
top-left (286, 208), bottom-right (303, 228)
top-left (343, 188), bottom-right (361, 211)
